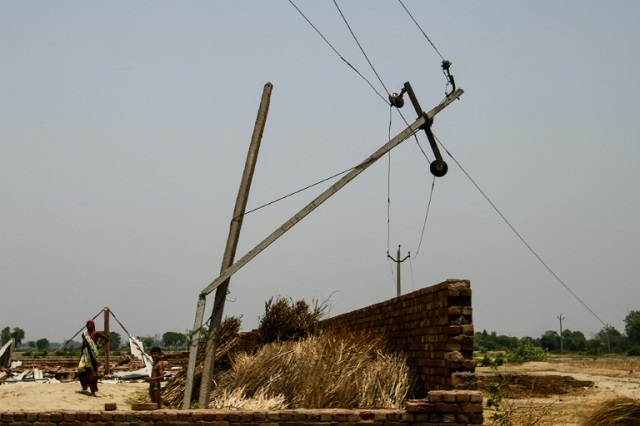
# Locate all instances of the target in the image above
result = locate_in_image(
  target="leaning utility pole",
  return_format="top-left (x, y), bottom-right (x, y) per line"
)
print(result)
top-left (183, 82), bottom-right (273, 409)
top-left (387, 245), bottom-right (409, 297)
top-left (186, 84), bottom-right (463, 408)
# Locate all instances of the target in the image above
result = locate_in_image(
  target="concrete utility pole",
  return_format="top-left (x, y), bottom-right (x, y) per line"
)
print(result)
top-left (185, 84), bottom-right (464, 408)
top-left (387, 245), bottom-right (409, 297)
top-left (558, 314), bottom-right (565, 353)
top-left (183, 82), bottom-right (273, 409)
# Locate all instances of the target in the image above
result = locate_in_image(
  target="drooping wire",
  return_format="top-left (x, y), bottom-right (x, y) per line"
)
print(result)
top-left (412, 174), bottom-right (436, 259)
top-left (287, 0), bottom-right (389, 105)
top-left (387, 105), bottom-right (393, 254)
top-left (332, 0), bottom-right (391, 96)
top-left (434, 133), bottom-right (609, 328)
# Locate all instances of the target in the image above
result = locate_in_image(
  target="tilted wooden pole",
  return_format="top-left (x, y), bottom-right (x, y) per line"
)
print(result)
top-left (199, 87), bottom-right (464, 298)
top-left (183, 82), bottom-right (273, 409)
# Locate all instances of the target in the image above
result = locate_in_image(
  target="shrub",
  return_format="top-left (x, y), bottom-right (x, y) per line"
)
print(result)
top-left (505, 339), bottom-right (548, 363)
top-left (627, 346), bottom-right (640, 357)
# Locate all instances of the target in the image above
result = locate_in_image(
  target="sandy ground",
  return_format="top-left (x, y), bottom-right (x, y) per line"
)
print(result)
top-left (0, 380), bottom-right (149, 411)
top-left (477, 359), bottom-right (640, 425)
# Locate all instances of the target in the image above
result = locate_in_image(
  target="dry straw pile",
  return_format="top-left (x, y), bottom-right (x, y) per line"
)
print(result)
top-left (211, 331), bottom-right (413, 409)
top-left (583, 397), bottom-right (640, 426)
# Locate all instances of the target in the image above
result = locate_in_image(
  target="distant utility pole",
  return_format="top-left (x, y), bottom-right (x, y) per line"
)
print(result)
top-left (387, 245), bottom-right (409, 297)
top-left (558, 314), bottom-right (565, 353)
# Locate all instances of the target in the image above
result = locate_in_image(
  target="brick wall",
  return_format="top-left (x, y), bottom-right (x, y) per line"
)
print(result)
top-left (0, 390), bottom-right (484, 425)
top-left (320, 279), bottom-right (476, 395)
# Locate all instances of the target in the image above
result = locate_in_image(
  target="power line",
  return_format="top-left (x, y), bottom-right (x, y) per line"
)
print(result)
top-left (412, 175), bottom-right (436, 259)
top-left (237, 166), bottom-right (354, 219)
top-left (434, 134), bottom-right (609, 328)
top-left (332, 0), bottom-right (390, 96)
top-left (397, 0), bottom-right (445, 62)
top-left (287, 0), bottom-right (389, 104)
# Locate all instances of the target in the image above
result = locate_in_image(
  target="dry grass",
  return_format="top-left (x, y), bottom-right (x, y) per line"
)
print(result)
top-left (210, 330), bottom-right (413, 409)
top-left (582, 397), bottom-right (640, 426)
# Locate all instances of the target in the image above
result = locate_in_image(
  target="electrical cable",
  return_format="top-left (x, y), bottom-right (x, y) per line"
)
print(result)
top-left (397, 0), bottom-right (445, 61)
top-left (236, 166), bottom-right (355, 220)
top-left (333, 0), bottom-right (391, 96)
top-left (434, 134), bottom-right (609, 328)
top-left (412, 175), bottom-right (436, 260)
top-left (287, 0), bottom-right (389, 105)
top-left (387, 106), bottom-right (393, 255)
top-left (397, 0), bottom-right (455, 94)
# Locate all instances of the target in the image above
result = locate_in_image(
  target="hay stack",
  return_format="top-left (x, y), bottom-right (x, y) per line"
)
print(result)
top-left (583, 397), bottom-right (640, 426)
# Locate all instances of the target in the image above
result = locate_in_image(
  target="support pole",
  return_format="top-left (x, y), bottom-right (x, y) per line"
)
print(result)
top-left (182, 295), bottom-right (206, 408)
top-left (196, 82), bottom-right (273, 409)
top-left (103, 308), bottom-right (110, 375)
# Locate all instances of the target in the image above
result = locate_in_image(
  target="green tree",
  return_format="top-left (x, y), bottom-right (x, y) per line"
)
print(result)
top-left (0, 327), bottom-right (11, 345)
top-left (138, 336), bottom-right (156, 349)
top-left (562, 329), bottom-right (587, 352)
top-left (109, 332), bottom-right (122, 350)
top-left (36, 338), bottom-right (49, 350)
top-left (592, 325), bottom-right (628, 354)
top-left (162, 331), bottom-right (188, 349)
top-left (11, 327), bottom-right (25, 346)
top-left (624, 311), bottom-right (640, 345)
top-left (540, 330), bottom-right (560, 351)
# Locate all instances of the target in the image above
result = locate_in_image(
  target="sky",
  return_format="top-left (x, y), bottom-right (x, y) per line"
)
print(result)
top-left (2, 1), bottom-right (639, 344)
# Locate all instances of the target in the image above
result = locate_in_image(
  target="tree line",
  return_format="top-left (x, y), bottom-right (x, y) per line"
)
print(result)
top-left (476, 310), bottom-right (640, 355)
top-left (1, 326), bottom-right (188, 352)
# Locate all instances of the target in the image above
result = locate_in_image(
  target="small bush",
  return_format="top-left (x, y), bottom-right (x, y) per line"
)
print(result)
top-left (505, 339), bottom-right (548, 363)
top-left (626, 346), bottom-right (640, 357)
top-left (477, 352), bottom-right (505, 369)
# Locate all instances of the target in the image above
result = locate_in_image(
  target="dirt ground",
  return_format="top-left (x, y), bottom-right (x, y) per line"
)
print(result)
top-left (477, 357), bottom-right (640, 425)
top-left (2, 357), bottom-right (640, 425)
top-left (0, 380), bottom-right (149, 411)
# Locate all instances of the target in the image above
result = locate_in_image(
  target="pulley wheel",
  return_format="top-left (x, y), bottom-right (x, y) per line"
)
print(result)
top-left (430, 160), bottom-right (448, 177)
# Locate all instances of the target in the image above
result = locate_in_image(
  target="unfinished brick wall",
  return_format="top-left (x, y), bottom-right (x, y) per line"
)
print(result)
top-left (320, 279), bottom-right (476, 395)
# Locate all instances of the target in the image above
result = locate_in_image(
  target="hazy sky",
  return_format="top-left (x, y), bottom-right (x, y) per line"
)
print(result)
top-left (2, 1), bottom-right (639, 344)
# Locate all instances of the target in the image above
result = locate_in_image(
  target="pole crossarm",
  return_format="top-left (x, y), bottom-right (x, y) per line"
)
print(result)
top-left (199, 87), bottom-right (463, 297)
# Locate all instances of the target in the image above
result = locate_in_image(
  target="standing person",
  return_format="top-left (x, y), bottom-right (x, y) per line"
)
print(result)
top-left (78, 319), bottom-right (109, 395)
top-left (145, 347), bottom-right (164, 408)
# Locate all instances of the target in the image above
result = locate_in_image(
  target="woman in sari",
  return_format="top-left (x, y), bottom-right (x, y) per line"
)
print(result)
top-left (78, 319), bottom-right (109, 395)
